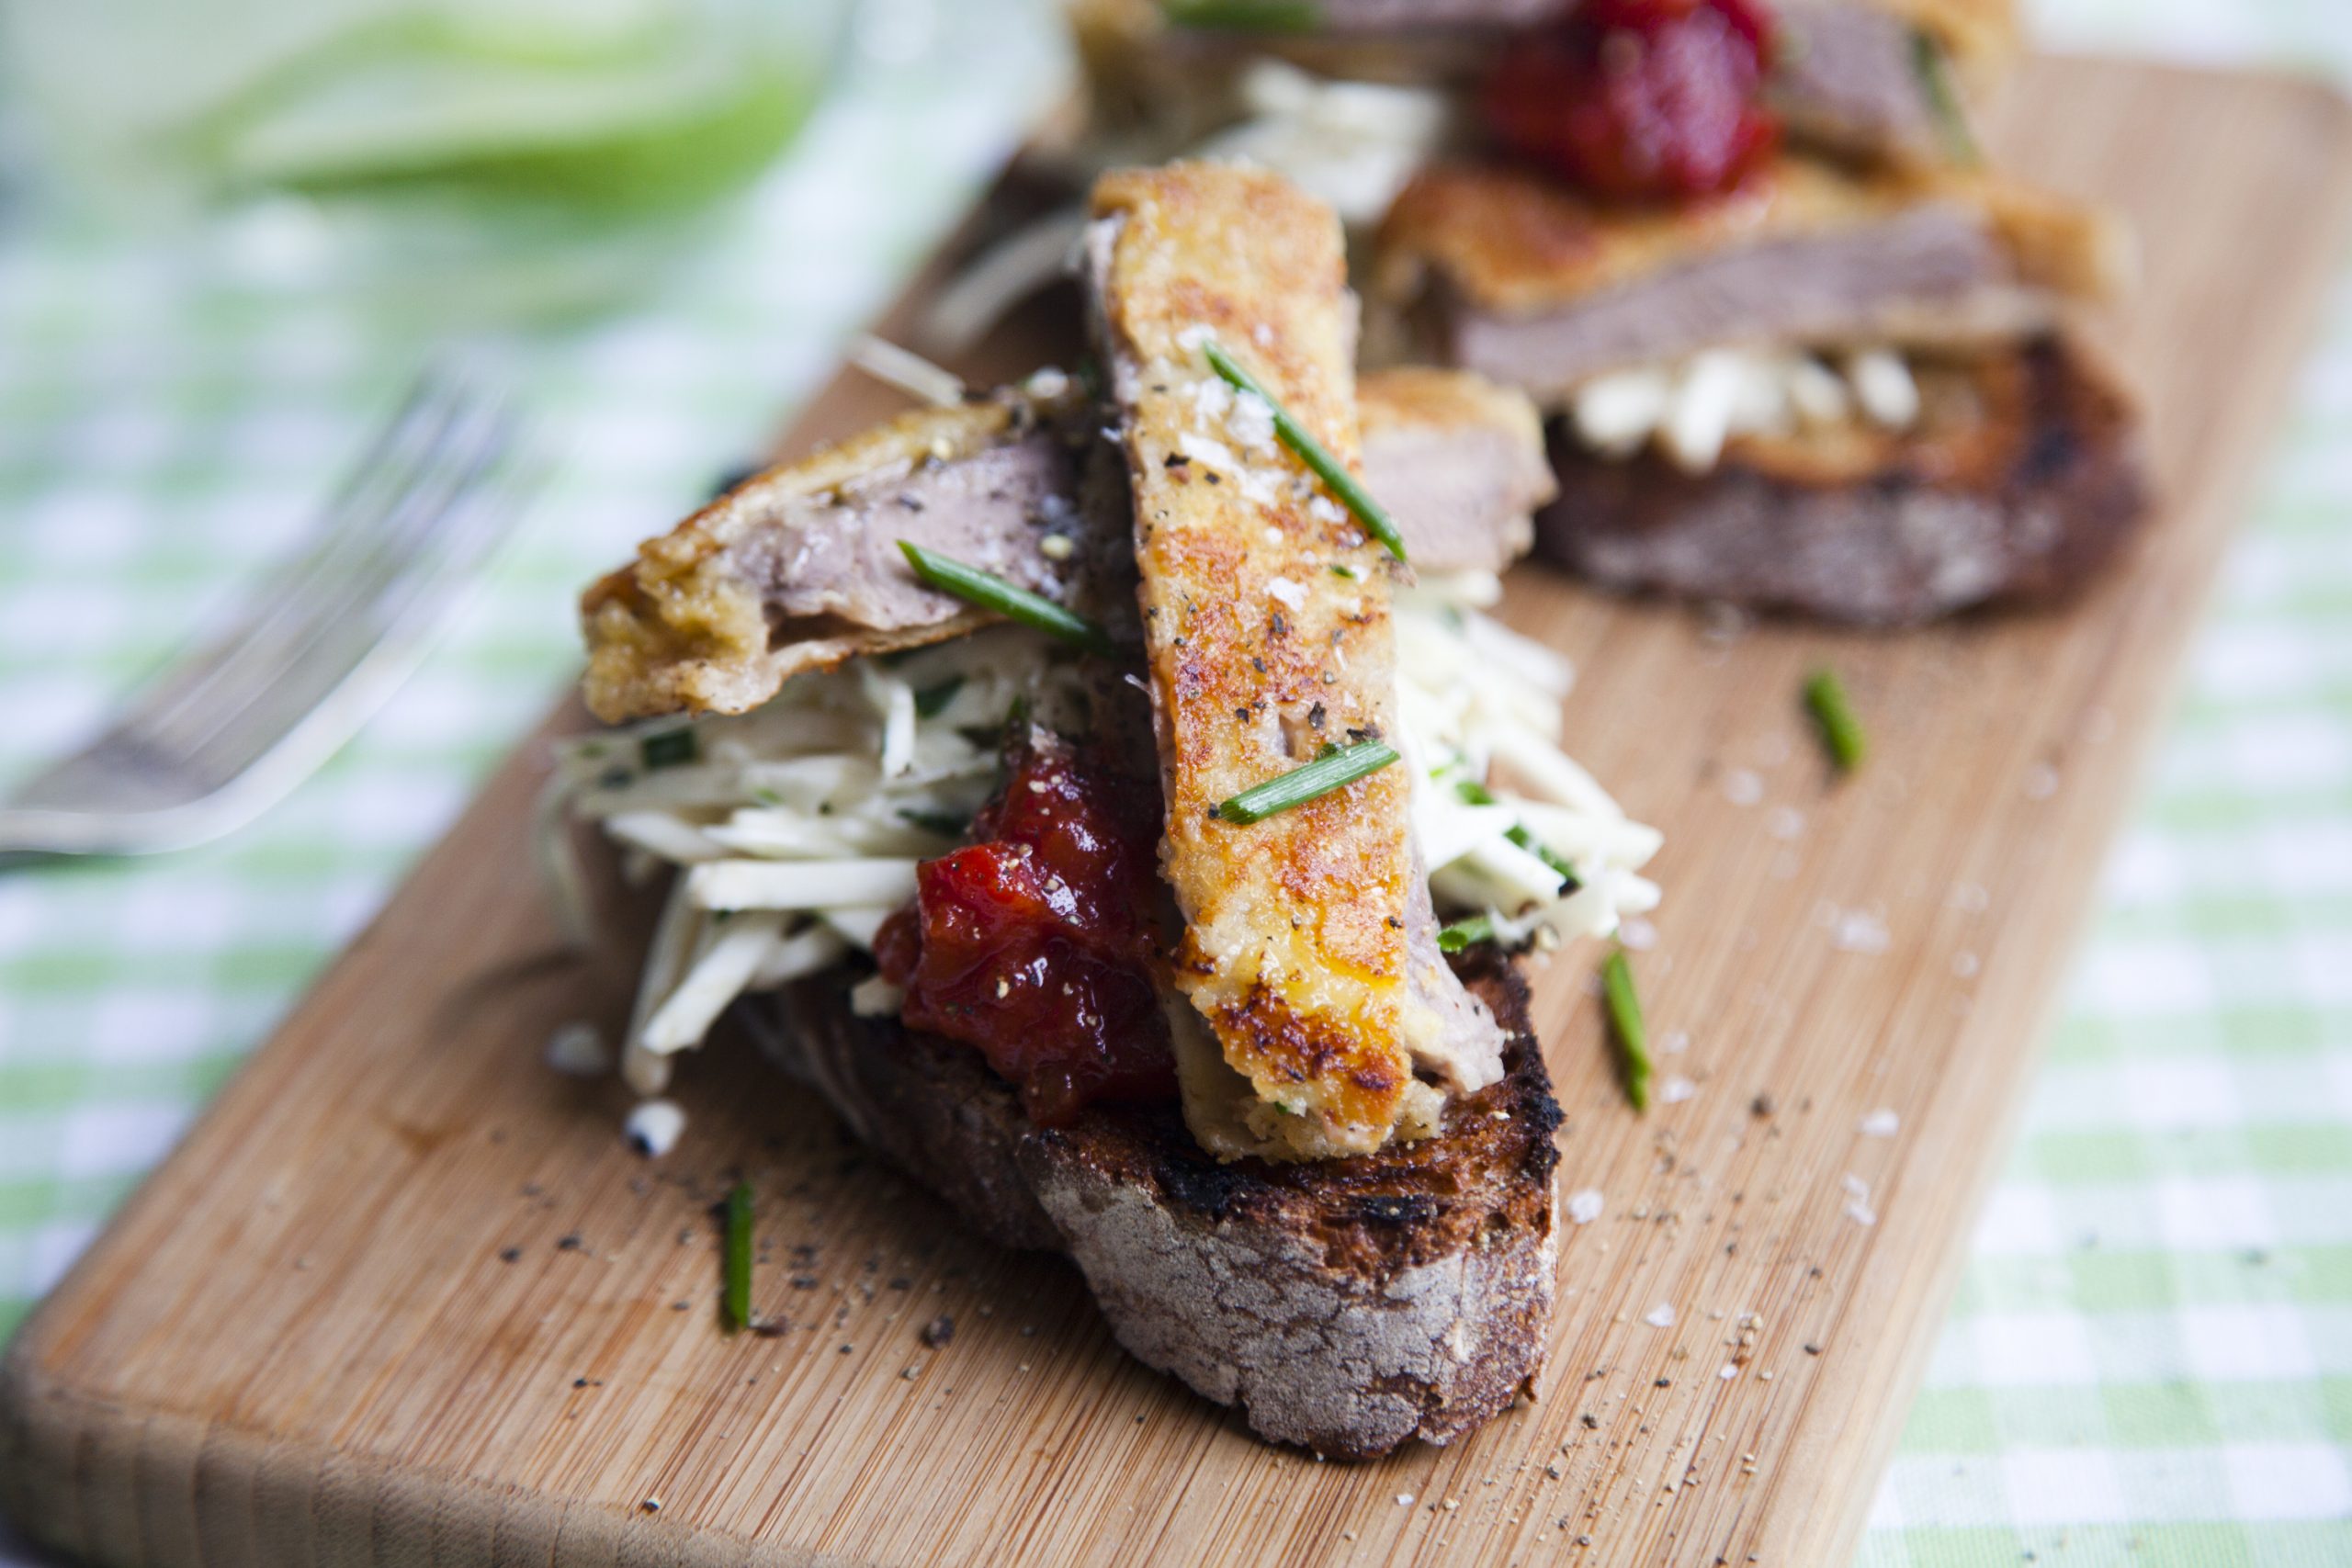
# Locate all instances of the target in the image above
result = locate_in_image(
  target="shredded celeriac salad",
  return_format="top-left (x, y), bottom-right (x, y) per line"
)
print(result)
top-left (542, 591), bottom-right (1661, 1100)
top-left (1568, 346), bottom-right (1924, 474)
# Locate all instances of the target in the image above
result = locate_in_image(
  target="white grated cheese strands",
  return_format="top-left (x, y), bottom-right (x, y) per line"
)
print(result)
top-left (532, 767), bottom-right (596, 951)
top-left (1485, 723), bottom-right (1630, 822)
top-left (1846, 348), bottom-right (1921, 428)
top-left (642, 912), bottom-right (789, 1054)
top-left (862, 664), bottom-right (919, 779)
top-left (1416, 800), bottom-right (1521, 876)
top-left (603, 810), bottom-right (729, 865)
top-left (848, 333), bottom-right (967, 409)
top-left (572, 585), bottom-right (1665, 1101)
top-left (916, 207), bottom-right (1089, 360)
top-left (1463, 834), bottom-right (1570, 905)
top-left (685, 859), bottom-right (920, 913)
top-left (1662, 350), bottom-right (1747, 472)
top-left (622, 882), bottom-right (703, 1096)
top-left (1460, 612), bottom-right (1576, 699)
top-left (1572, 367), bottom-right (1673, 457)
top-left (817, 906), bottom-right (899, 949)
top-left (1567, 346), bottom-right (1924, 470)
top-left (1511, 802), bottom-right (1665, 873)
top-left (751, 925), bottom-right (852, 988)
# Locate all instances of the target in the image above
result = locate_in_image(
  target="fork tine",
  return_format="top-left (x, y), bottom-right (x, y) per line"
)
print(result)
top-left (119, 371), bottom-right (481, 741)
top-left (132, 387), bottom-right (514, 761)
top-left (165, 402), bottom-right (531, 787)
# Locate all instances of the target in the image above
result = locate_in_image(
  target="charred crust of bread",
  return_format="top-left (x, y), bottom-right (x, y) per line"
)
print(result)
top-left (759, 947), bottom-right (1558, 1457)
top-left (1534, 333), bottom-right (2151, 624)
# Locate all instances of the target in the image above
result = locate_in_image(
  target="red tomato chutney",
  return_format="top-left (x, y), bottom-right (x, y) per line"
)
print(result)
top-left (1484, 0), bottom-right (1780, 203)
top-left (874, 728), bottom-right (1177, 1125)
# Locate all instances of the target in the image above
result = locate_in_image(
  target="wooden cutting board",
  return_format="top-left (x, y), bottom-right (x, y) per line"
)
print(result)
top-left (6, 57), bottom-right (2349, 1568)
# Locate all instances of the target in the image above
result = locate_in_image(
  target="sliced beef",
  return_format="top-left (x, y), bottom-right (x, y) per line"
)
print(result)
top-left (1773, 2), bottom-right (1962, 166)
top-left (1358, 366), bottom-right (1553, 572)
top-left (1532, 334), bottom-right (2150, 624)
top-left (731, 429), bottom-right (1090, 635)
top-left (1435, 203), bottom-right (2045, 400)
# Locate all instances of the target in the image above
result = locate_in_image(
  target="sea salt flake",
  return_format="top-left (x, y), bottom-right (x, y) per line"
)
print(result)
top-left (1619, 917), bottom-right (1657, 952)
top-left (1766, 806), bottom-right (1805, 841)
top-left (2024, 762), bottom-right (2061, 800)
top-left (1568, 1189), bottom-right (1605, 1224)
top-left (1645, 1303), bottom-right (1677, 1328)
top-left (1660, 1029), bottom-right (1690, 1055)
top-left (1859, 1108), bottom-right (1899, 1138)
top-left (1227, 389), bottom-right (1280, 457)
top-left (1719, 1363), bottom-right (1739, 1381)
top-left (1721, 768), bottom-right (1764, 806)
top-left (1829, 908), bottom-right (1890, 954)
top-left (1952, 950), bottom-right (1981, 979)
top-left (1658, 1077), bottom-right (1697, 1105)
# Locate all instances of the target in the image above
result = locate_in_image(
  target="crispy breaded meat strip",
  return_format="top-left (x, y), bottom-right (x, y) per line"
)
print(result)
top-left (1374, 156), bottom-right (2130, 399)
top-left (581, 369), bottom-right (1550, 723)
top-left (581, 383), bottom-right (1093, 724)
top-left (1087, 162), bottom-right (1503, 1160)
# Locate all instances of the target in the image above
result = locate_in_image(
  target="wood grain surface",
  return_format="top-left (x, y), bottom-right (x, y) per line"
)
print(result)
top-left (6, 57), bottom-right (2350, 1568)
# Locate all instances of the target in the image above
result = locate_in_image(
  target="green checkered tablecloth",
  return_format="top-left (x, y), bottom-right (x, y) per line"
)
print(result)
top-left (2, 3), bottom-right (2346, 1564)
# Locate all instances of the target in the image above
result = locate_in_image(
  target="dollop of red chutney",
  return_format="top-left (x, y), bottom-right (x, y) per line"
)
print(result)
top-left (1484, 0), bottom-right (1779, 203)
top-left (874, 729), bottom-right (1176, 1126)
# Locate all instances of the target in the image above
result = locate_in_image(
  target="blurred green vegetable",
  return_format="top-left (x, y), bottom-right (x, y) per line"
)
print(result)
top-left (9, 0), bottom-right (840, 209)
top-left (3, 0), bottom-right (850, 320)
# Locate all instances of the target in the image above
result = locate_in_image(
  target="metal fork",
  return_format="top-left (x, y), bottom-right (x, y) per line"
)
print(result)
top-left (0, 370), bottom-right (545, 859)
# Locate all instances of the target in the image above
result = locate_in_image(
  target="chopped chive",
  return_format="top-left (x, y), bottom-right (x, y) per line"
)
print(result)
top-left (1329, 563), bottom-right (1358, 581)
top-left (722, 1181), bottom-right (754, 1332)
top-left (1201, 341), bottom-right (1408, 561)
top-left (898, 807), bottom-right (969, 839)
top-left (1438, 915), bottom-right (1494, 953)
top-left (899, 542), bottom-right (1115, 656)
top-left (1509, 825), bottom-right (1578, 885)
top-left (1804, 668), bottom-right (1867, 773)
top-left (1453, 778), bottom-right (1578, 884)
top-left (640, 728), bottom-right (697, 772)
top-left (1601, 950), bottom-right (1651, 1112)
top-left (1911, 28), bottom-right (1980, 165)
top-left (1165, 0), bottom-right (1321, 30)
top-left (1213, 738), bottom-right (1398, 825)
top-left (912, 675), bottom-right (966, 719)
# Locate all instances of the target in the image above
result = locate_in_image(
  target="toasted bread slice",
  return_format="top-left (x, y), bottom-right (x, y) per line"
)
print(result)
top-left (1534, 334), bottom-right (2149, 623)
top-left (752, 946), bottom-right (1560, 1458)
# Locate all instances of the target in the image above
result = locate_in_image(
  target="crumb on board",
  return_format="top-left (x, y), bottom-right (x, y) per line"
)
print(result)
top-left (545, 1021), bottom-right (612, 1077)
